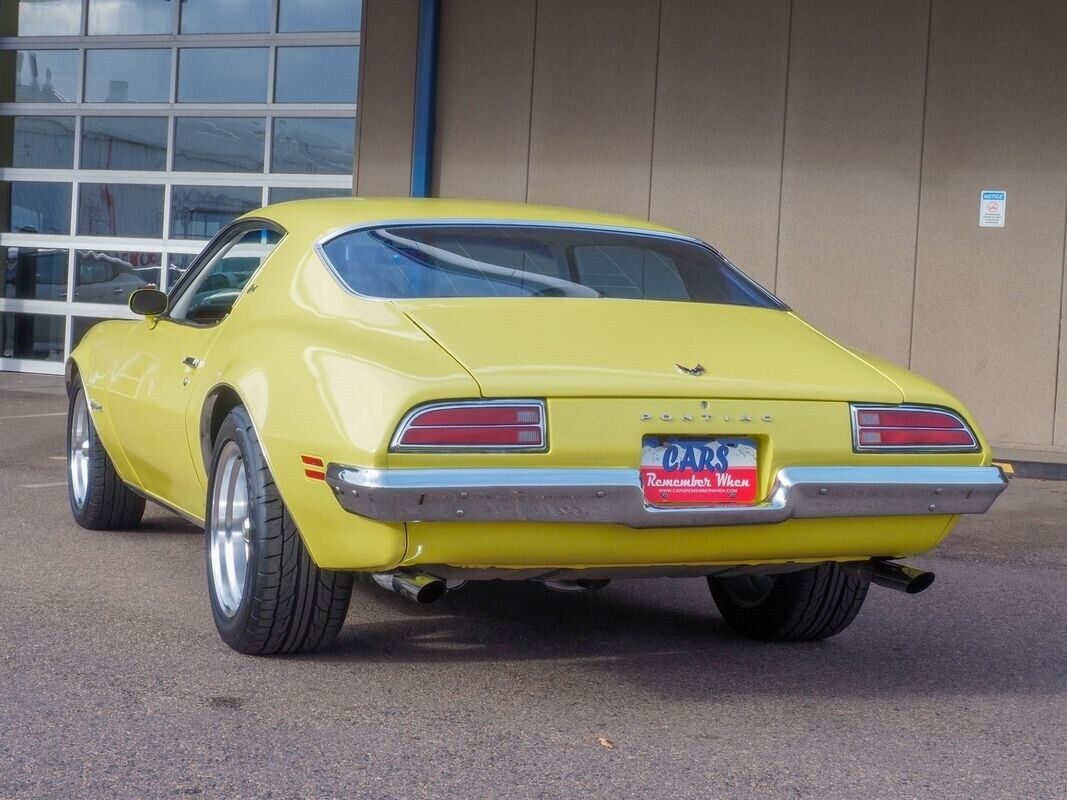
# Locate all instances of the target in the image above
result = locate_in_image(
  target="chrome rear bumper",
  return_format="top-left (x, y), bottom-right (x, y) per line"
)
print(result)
top-left (324, 465), bottom-right (1007, 529)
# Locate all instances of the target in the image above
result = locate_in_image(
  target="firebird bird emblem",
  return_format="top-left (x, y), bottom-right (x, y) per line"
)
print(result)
top-left (675, 363), bottom-right (706, 376)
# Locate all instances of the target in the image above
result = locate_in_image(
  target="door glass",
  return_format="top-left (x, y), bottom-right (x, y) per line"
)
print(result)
top-left (170, 185), bottom-right (261, 241)
top-left (84, 49), bottom-right (171, 103)
top-left (1, 181), bottom-right (72, 234)
top-left (174, 118), bottom-right (266, 173)
top-left (88, 0), bottom-right (174, 35)
top-left (177, 48), bottom-right (269, 103)
top-left (77, 183), bottom-right (165, 238)
top-left (271, 117), bottom-right (355, 174)
top-left (275, 47), bottom-right (358, 103)
top-left (181, 0), bottom-right (271, 33)
top-left (0, 116), bottom-right (76, 168)
top-left (4, 247), bottom-right (70, 300)
top-left (169, 228), bottom-right (282, 324)
top-left (81, 116), bottom-right (168, 170)
top-left (0, 311), bottom-right (65, 361)
top-left (279, 0), bottom-right (362, 32)
top-left (1, 0), bottom-right (83, 36)
top-left (75, 250), bottom-right (161, 304)
top-left (0, 49), bottom-right (79, 103)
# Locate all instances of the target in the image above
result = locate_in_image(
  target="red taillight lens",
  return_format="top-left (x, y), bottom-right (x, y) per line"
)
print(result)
top-left (852, 405), bottom-right (978, 452)
top-left (393, 401), bottom-right (545, 450)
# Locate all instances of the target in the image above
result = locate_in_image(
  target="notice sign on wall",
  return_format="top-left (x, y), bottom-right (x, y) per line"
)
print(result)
top-left (980, 190), bottom-right (1006, 228)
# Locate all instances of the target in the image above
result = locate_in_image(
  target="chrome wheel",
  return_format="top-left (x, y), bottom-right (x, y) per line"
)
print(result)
top-left (69, 391), bottom-right (90, 508)
top-left (717, 574), bottom-right (776, 608)
top-left (209, 441), bottom-right (252, 618)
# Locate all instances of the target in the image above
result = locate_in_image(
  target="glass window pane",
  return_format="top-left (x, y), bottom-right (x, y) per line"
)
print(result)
top-left (3, 247), bottom-right (69, 300)
top-left (1, 0), bottom-right (83, 36)
top-left (269, 187), bottom-right (350, 204)
top-left (1, 181), bottom-right (72, 234)
top-left (71, 316), bottom-right (106, 349)
top-left (0, 50), bottom-right (79, 103)
top-left (75, 249), bottom-right (160, 304)
top-left (0, 116), bottom-right (75, 168)
top-left (88, 0), bottom-right (173, 35)
top-left (170, 185), bottom-right (261, 241)
top-left (181, 0), bottom-right (270, 33)
top-left (279, 0), bottom-right (361, 32)
top-left (170, 229), bottom-right (281, 323)
top-left (77, 183), bottom-right (164, 238)
top-left (0, 312), bottom-right (64, 362)
top-left (165, 252), bottom-right (198, 289)
top-left (275, 47), bottom-right (358, 104)
top-left (178, 49), bottom-right (268, 104)
top-left (84, 49), bottom-right (171, 103)
top-left (81, 117), bottom-right (167, 171)
top-left (271, 117), bottom-right (354, 175)
top-left (174, 118), bottom-right (265, 173)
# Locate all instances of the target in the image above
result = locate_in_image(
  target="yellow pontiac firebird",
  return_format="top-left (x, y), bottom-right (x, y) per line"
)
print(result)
top-left (65, 198), bottom-right (1007, 655)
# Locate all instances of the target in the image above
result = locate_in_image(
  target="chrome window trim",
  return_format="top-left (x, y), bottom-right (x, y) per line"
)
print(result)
top-left (311, 219), bottom-right (788, 310)
top-left (850, 404), bottom-right (980, 453)
top-left (390, 399), bottom-right (548, 453)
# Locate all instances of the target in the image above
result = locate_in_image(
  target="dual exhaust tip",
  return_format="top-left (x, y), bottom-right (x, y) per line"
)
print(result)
top-left (373, 560), bottom-right (935, 605)
top-left (871, 560), bottom-right (935, 594)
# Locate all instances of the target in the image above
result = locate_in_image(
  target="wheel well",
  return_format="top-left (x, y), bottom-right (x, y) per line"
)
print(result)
top-left (200, 386), bottom-right (243, 470)
top-left (65, 358), bottom-right (79, 397)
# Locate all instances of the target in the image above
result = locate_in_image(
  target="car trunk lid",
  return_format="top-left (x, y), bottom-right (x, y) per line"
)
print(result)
top-left (395, 298), bottom-right (903, 402)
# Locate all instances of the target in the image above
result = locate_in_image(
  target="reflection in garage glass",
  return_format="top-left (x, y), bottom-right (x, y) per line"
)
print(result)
top-left (4, 248), bottom-right (69, 301)
top-left (1, 182), bottom-right (72, 235)
top-left (0, 311), bottom-right (64, 361)
top-left (80, 117), bottom-right (168, 171)
top-left (1, 0), bottom-right (83, 36)
top-left (0, 50), bottom-right (79, 103)
top-left (0, 116), bottom-right (76, 169)
top-left (77, 183), bottom-right (164, 238)
top-left (83, 49), bottom-right (171, 103)
top-left (170, 185), bottom-right (262, 241)
top-left (75, 250), bottom-right (161, 304)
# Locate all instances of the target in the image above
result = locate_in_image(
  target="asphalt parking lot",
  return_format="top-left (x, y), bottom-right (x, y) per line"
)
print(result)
top-left (0, 373), bottom-right (1064, 800)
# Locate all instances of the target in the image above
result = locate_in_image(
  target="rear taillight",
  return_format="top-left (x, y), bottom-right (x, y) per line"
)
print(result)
top-left (851, 405), bottom-right (978, 452)
top-left (391, 400), bottom-right (546, 451)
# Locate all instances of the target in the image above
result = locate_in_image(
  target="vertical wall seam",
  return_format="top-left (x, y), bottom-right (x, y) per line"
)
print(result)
top-left (523, 0), bottom-right (539, 203)
top-left (645, 0), bottom-right (664, 221)
top-left (772, 0), bottom-right (795, 294)
top-left (1050, 184), bottom-right (1067, 445)
top-left (352, 0), bottom-right (370, 195)
top-left (907, 0), bottom-right (934, 369)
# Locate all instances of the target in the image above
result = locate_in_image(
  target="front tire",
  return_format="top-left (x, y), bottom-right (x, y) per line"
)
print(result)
top-left (206, 406), bottom-right (353, 655)
top-left (67, 378), bottom-right (145, 530)
top-left (708, 563), bottom-right (870, 642)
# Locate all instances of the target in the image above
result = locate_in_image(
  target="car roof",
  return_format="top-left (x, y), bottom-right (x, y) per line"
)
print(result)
top-left (243, 197), bottom-right (686, 244)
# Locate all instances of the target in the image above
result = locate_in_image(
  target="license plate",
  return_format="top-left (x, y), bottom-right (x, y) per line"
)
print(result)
top-left (640, 437), bottom-right (758, 505)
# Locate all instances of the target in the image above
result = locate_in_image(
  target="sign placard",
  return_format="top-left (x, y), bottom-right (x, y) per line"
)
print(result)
top-left (980, 190), bottom-right (1006, 228)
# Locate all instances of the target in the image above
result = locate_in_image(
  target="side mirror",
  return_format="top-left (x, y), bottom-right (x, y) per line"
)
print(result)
top-left (129, 288), bottom-right (168, 317)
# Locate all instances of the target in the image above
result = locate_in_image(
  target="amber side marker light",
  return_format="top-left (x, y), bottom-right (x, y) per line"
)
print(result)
top-left (851, 405), bottom-right (979, 452)
top-left (391, 401), bottom-right (546, 451)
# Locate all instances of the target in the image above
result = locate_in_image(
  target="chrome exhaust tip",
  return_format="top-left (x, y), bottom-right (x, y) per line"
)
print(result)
top-left (372, 570), bottom-right (447, 604)
top-left (871, 560), bottom-right (935, 594)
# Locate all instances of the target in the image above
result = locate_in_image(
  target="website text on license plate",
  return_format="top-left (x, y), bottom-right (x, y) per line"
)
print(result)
top-left (640, 437), bottom-right (758, 505)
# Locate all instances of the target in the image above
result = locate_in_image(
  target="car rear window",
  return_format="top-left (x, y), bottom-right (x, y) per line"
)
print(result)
top-left (319, 224), bottom-right (783, 308)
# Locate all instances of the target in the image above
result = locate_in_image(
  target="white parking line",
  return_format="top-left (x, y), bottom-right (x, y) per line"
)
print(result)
top-left (0, 412), bottom-right (66, 421)
top-left (22, 482), bottom-right (67, 489)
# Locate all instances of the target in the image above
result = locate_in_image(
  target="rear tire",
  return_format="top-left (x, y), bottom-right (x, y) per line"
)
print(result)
top-left (206, 405), bottom-right (353, 655)
top-left (708, 563), bottom-right (870, 642)
top-left (67, 378), bottom-right (146, 530)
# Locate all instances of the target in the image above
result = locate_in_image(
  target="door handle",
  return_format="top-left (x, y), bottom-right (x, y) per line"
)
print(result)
top-left (182, 356), bottom-right (202, 369)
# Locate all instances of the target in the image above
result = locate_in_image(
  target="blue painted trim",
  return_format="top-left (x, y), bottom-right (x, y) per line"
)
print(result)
top-left (410, 0), bottom-right (440, 198)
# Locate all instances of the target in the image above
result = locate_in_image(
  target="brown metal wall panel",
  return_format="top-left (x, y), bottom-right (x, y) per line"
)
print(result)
top-left (775, 0), bottom-right (929, 366)
top-left (525, 0), bottom-right (660, 217)
top-left (649, 0), bottom-right (790, 288)
top-left (433, 0), bottom-right (537, 200)
top-left (912, 0), bottom-right (1067, 447)
top-left (354, 0), bottom-right (419, 197)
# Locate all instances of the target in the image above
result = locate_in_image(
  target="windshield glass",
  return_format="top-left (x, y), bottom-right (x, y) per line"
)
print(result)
top-left (320, 224), bottom-right (783, 308)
